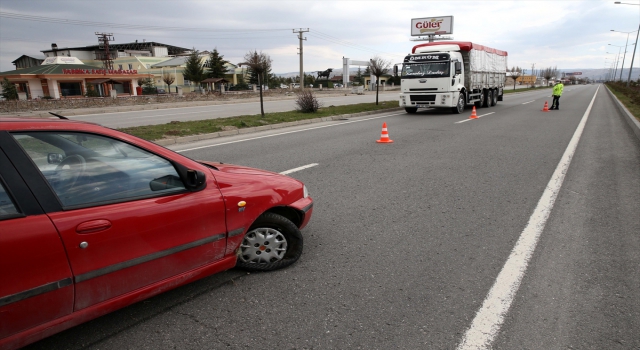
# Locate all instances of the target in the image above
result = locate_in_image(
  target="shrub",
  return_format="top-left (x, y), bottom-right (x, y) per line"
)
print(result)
top-left (85, 85), bottom-right (100, 97)
top-left (1, 78), bottom-right (18, 100)
top-left (295, 88), bottom-right (321, 113)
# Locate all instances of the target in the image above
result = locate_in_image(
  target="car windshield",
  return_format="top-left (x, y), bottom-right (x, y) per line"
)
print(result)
top-left (401, 62), bottom-right (450, 78)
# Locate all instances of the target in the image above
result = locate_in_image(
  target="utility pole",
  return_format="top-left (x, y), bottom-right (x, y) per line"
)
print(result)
top-left (531, 63), bottom-right (535, 87)
top-left (95, 32), bottom-right (114, 70)
top-left (293, 28), bottom-right (309, 86)
top-left (627, 23), bottom-right (640, 87)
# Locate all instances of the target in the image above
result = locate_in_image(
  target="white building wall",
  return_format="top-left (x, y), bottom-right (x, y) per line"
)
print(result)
top-left (26, 79), bottom-right (44, 98)
top-left (152, 47), bottom-right (169, 57)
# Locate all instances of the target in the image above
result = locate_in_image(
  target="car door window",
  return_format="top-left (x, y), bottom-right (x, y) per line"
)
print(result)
top-left (12, 132), bottom-right (186, 207)
top-left (0, 180), bottom-right (19, 217)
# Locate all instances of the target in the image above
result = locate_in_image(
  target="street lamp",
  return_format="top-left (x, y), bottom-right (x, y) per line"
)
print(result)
top-left (614, 1), bottom-right (640, 86)
top-left (611, 29), bottom-right (637, 80)
top-left (606, 49), bottom-right (622, 79)
top-left (608, 44), bottom-right (630, 80)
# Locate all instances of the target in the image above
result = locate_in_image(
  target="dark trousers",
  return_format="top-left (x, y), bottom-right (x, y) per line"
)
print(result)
top-left (551, 95), bottom-right (561, 109)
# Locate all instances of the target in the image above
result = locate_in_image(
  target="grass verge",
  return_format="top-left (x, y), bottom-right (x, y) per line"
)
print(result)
top-left (119, 101), bottom-right (400, 141)
top-left (606, 82), bottom-right (640, 123)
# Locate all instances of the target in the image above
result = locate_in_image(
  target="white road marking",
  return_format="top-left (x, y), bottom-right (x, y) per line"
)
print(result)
top-left (456, 86), bottom-right (600, 350)
top-left (176, 112), bottom-right (405, 152)
top-left (455, 112), bottom-right (495, 124)
top-left (522, 100), bottom-right (535, 105)
top-left (279, 163), bottom-right (319, 175)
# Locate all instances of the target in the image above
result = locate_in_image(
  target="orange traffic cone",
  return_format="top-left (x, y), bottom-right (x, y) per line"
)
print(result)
top-left (470, 106), bottom-right (478, 119)
top-left (376, 122), bottom-right (394, 143)
top-left (542, 101), bottom-right (549, 112)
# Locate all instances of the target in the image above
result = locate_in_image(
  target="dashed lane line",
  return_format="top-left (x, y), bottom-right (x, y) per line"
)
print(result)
top-left (279, 163), bottom-right (319, 175)
top-left (455, 112), bottom-right (495, 124)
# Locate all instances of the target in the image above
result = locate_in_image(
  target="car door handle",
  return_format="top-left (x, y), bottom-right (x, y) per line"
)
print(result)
top-left (76, 219), bottom-right (112, 234)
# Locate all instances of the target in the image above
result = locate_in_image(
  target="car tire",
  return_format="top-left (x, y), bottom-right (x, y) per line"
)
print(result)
top-left (405, 107), bottom-right (418, 114)
top-left (236, 213), bottom-right (303, 271)
top-left (451, 92), bottom-right (465, 114)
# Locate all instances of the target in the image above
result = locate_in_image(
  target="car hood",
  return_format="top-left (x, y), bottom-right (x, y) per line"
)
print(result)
top-left (199, 161), bottom-right (280, 176)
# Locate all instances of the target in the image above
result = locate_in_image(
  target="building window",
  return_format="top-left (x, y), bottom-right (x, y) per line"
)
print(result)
top-left (59, 82), bottom-right (83, 97)
top-left (184, 80), bottom-right (191, 86)
top-left (118, 64), bottom-right (123, 70)
top-left (128, 64), bottom-right (133, 70)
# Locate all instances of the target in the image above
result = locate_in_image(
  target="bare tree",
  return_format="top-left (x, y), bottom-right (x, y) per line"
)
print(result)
top-left (369, 56), bottom-right (391, 105)
top-left (540, 66), bottom-right (558, 86)
top-left (239, 50), bottom-right (272, 117)
top-left (509, 66), bottom-right (523, 90)
top-left (162, 73), bottom-right (175, 93)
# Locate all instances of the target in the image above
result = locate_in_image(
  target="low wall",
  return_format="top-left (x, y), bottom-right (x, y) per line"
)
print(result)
top-left (0, 90), bottom-right (277, 113)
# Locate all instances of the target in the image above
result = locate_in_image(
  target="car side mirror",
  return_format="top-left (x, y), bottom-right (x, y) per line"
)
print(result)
top-left (186, 170), bottom-right (205, 189)
top-left (455, 62), bottom-right (462, 75)
top-left (47, 153), bottom-right (64, 164)
top-left (172, 162), bottom-right (207, 192)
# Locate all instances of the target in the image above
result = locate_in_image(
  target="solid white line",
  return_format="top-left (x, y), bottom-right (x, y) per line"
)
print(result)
top-left (522, 100), bottom-right (535, 105)
top-left (456, 86), bottom-right (600, 350)
top-left (279, 163), bottom-right (319, 175)
top-left (176, 112), bottom-right (406, 152)
top-left (455, 112), bottom-right (495, 124)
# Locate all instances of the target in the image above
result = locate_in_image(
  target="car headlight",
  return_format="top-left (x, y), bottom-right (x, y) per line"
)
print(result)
top-left (303, 185), bottom-right (309, 199)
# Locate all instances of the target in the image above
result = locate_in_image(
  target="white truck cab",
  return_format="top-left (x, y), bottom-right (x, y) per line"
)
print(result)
top-left (396, 42), bottom-right (507, 114)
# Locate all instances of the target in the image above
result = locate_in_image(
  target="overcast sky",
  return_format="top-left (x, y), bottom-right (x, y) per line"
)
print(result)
top-left (1, 0), bottom-right (639, 74)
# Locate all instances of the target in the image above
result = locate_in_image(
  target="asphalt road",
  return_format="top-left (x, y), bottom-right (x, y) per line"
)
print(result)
top-left (67, 91), bottom-right (400, 128)
top-left (26, 85), bottom-right (640, 349)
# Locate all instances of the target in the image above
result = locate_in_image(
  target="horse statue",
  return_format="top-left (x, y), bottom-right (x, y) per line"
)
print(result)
top-left (316, 68), bottom-right (333, 80)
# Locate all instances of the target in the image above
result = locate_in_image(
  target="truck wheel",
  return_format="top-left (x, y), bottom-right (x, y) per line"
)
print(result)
top-left (474, 90), bottom-right (485, 108)
top-left (236, 213), bottom-right (303, 272)
top-left (452, 93), bottom-right (465, 114)
top-left (490, 89), bottom-right (498, 106)
top-left (482, 90), bottom-right (491, 107)
top-left (405, 107), bottom-right (418, 114)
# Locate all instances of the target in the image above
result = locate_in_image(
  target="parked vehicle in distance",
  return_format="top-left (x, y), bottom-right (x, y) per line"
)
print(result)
top-left (292, 83), bottom-right (300, 88)
top-left (280, 84), bottom-right (289, 89)
top-left (334, 83), bottom-right (344, 88)
top-left (396, 41), bottom-right (508, 114)
top-left (0, 115), bottom-right (313, 349)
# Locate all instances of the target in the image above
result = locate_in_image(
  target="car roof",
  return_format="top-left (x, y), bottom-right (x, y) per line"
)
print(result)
top-left (0, 116), bottom-right (103, 131)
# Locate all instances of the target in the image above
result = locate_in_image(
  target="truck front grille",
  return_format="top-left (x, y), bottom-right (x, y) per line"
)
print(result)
top-left (410, 95), bottom-right (436, 102)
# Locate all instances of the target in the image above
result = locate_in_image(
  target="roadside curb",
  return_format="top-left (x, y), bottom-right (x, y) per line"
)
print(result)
top-left (605, 86), bottom-right (640, 142)
top-left (153, 107), bottom-right (404, 146)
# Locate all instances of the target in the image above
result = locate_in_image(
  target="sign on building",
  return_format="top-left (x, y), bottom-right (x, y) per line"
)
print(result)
top-left (411, 16), bottom-right (454, 36)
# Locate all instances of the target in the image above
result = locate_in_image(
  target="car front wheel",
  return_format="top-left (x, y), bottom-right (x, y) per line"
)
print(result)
top-left (236, 213), bottom-right (303, 271)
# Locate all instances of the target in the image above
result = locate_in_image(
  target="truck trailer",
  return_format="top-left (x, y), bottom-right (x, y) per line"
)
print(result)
top-left (396, 41), bottom-right (508, 114)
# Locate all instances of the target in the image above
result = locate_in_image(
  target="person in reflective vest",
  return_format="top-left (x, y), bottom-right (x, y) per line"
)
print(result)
top-left (550, 81), bottom-right (564, 110)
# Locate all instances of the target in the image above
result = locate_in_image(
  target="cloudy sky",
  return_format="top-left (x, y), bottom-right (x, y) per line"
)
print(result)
top-left (0, 0), bottom-right (639, 74)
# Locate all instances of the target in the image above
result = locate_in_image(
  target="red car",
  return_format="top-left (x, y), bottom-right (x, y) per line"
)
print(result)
top-left (0, 116), bottom-right (313, 349)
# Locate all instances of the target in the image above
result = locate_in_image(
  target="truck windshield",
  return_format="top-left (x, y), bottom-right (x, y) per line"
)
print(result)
top-left (401, 62), bottom-right (450, 78)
